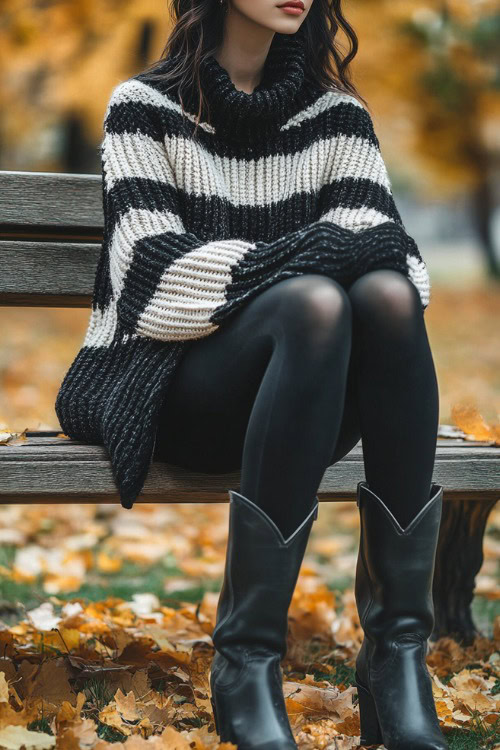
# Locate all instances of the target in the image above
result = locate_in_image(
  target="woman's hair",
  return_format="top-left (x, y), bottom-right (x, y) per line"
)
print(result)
top-left (141, 0), bottom-right (368, 135)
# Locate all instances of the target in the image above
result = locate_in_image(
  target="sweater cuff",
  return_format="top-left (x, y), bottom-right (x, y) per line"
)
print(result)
top-left (214, 220), bottom-right (428, 321)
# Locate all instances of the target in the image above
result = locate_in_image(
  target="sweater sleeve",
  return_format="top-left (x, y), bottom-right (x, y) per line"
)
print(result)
top-left (314, 98), bottom-right (431, 308)
top-left (101, 80), bottom-right (331, 342)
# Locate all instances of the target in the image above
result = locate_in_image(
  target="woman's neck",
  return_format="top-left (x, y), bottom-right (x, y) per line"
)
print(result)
top-left (212, 24), bottom-right (275, 95)
top-left (193, 30), bottom-right (313, 143)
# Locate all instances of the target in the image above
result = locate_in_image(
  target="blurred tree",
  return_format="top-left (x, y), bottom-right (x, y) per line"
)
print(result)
top-left (349, 0), bottom-right (500, 277)
top-left (0, 0), bottom-right (172, 172)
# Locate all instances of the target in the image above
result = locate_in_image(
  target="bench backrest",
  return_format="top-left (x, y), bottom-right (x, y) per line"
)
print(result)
top-left (0, 170), bottom-right (101, 308)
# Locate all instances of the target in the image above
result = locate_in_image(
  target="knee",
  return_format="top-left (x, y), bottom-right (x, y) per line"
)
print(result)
top-left (347, 269), bottom-right (422, 337)
top-left (274, 274), bottom-right (352, 337)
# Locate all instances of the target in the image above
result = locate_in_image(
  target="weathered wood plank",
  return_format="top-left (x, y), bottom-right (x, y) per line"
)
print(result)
top-left (3, 435), bottom-right (499, 461)
top-left (0, 240), bottom-right (98, 306)
top-left (0, 171), bottom-right (102, 229)
top-left (1, 436), bottom-right (499, 503)
top-left (13, 434), bottom-right (496, 449)
top-left (0, 293), bottom-right (91, 308)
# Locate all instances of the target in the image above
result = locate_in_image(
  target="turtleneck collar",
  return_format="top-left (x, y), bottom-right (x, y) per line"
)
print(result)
top-left (189, 30), bottom-right (320, 143)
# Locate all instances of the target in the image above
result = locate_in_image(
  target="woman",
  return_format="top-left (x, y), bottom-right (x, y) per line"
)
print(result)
top-left (155, 3), bottom-right (447, 750)
top-left (55, 1), bottom-right (447, 748)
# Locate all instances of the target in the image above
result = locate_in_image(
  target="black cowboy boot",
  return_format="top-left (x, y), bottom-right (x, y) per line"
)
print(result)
top-left (210, 489), bottom-right (319, 750)
top-left (354, 480), bottom-right (448, 750)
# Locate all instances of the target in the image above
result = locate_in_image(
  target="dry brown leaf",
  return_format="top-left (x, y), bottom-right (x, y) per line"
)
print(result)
top-left (451, 401), bottom-right (500, 444)
top-left (56, 691), bottom-right (86, 723)
top-left (0, 724), bottom-right (55, 749)
top-left (115, 688), bottom-right (141, 722)
top-left (284, 681), bottom-right (356, 724)
top-left (0, 672), bottom-right (9, 704)
top-left (57, 718), bottom-right (98, 750)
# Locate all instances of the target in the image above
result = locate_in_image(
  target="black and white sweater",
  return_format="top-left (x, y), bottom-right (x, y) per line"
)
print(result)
top-left (55, 30), bottom-right (430, 509)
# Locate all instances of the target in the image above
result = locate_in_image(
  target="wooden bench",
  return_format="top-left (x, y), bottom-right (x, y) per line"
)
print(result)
top-left (1, 170), bottom-right (499, 645)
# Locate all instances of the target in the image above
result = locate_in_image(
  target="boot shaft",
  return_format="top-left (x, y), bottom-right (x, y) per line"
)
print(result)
top-left (354, 482), bottom-right (449, 750)
top-left (355, 481), bottom-right (443, 643)
top-left (212, 490), bottom-right (319, 658)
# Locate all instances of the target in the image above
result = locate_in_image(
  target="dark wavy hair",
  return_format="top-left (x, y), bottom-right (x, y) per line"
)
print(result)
top-left (141, 0), bottom-right (368, 136)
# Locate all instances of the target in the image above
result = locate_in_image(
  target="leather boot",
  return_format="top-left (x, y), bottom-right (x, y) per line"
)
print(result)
top-left (354, 480), bottom-right (448, 750)
top-left (210, 489), bottom-right (319, 750)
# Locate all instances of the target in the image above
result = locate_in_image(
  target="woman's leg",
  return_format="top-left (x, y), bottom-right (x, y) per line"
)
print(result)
top-left (346, 268), bottom-right (440, 529)
top-left (166, 274), bottom-right (354, 750)
top-left (155, 273), bottom-right (356, 538)
top-left (347, 269), bottom-right (447, 750)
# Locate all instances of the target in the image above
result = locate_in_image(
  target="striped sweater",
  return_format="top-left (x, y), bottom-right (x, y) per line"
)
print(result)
top-left (55, 30), bottom-right (430, 509)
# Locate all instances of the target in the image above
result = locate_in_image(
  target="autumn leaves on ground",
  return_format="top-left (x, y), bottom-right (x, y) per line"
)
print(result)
top-left (0, 496), bottom-right (497, 750)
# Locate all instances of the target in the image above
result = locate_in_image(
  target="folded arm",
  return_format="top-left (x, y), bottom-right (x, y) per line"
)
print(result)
top-left (101, 81), bottom-right (430, 347)
top-left (312, 97), bottom-right (430, 308)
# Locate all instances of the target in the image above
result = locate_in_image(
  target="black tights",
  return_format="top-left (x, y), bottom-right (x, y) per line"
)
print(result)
top-left (154, 270), bottom-right (439, 536)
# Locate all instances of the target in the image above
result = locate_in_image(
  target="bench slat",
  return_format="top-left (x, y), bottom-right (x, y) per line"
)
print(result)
top-left (0, 171), bottom-right (102, 229)
top-left (0, 240), bottom-right (98, 306)
top-left (1, 436), bottom-right (499, 503)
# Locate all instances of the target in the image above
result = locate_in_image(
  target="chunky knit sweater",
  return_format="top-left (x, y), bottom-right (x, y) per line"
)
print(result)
top-left (55, 30), bottom-right (431, 509)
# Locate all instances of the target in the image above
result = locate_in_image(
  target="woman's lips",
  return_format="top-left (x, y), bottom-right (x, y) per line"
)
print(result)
top-left (277, 1), bottom-right (305, 15)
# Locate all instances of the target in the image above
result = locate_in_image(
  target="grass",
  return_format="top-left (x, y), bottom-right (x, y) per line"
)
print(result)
top-left (446, 713), bottom-right (500, 750)
top-left (0, 551), bottom-right (221, 625)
